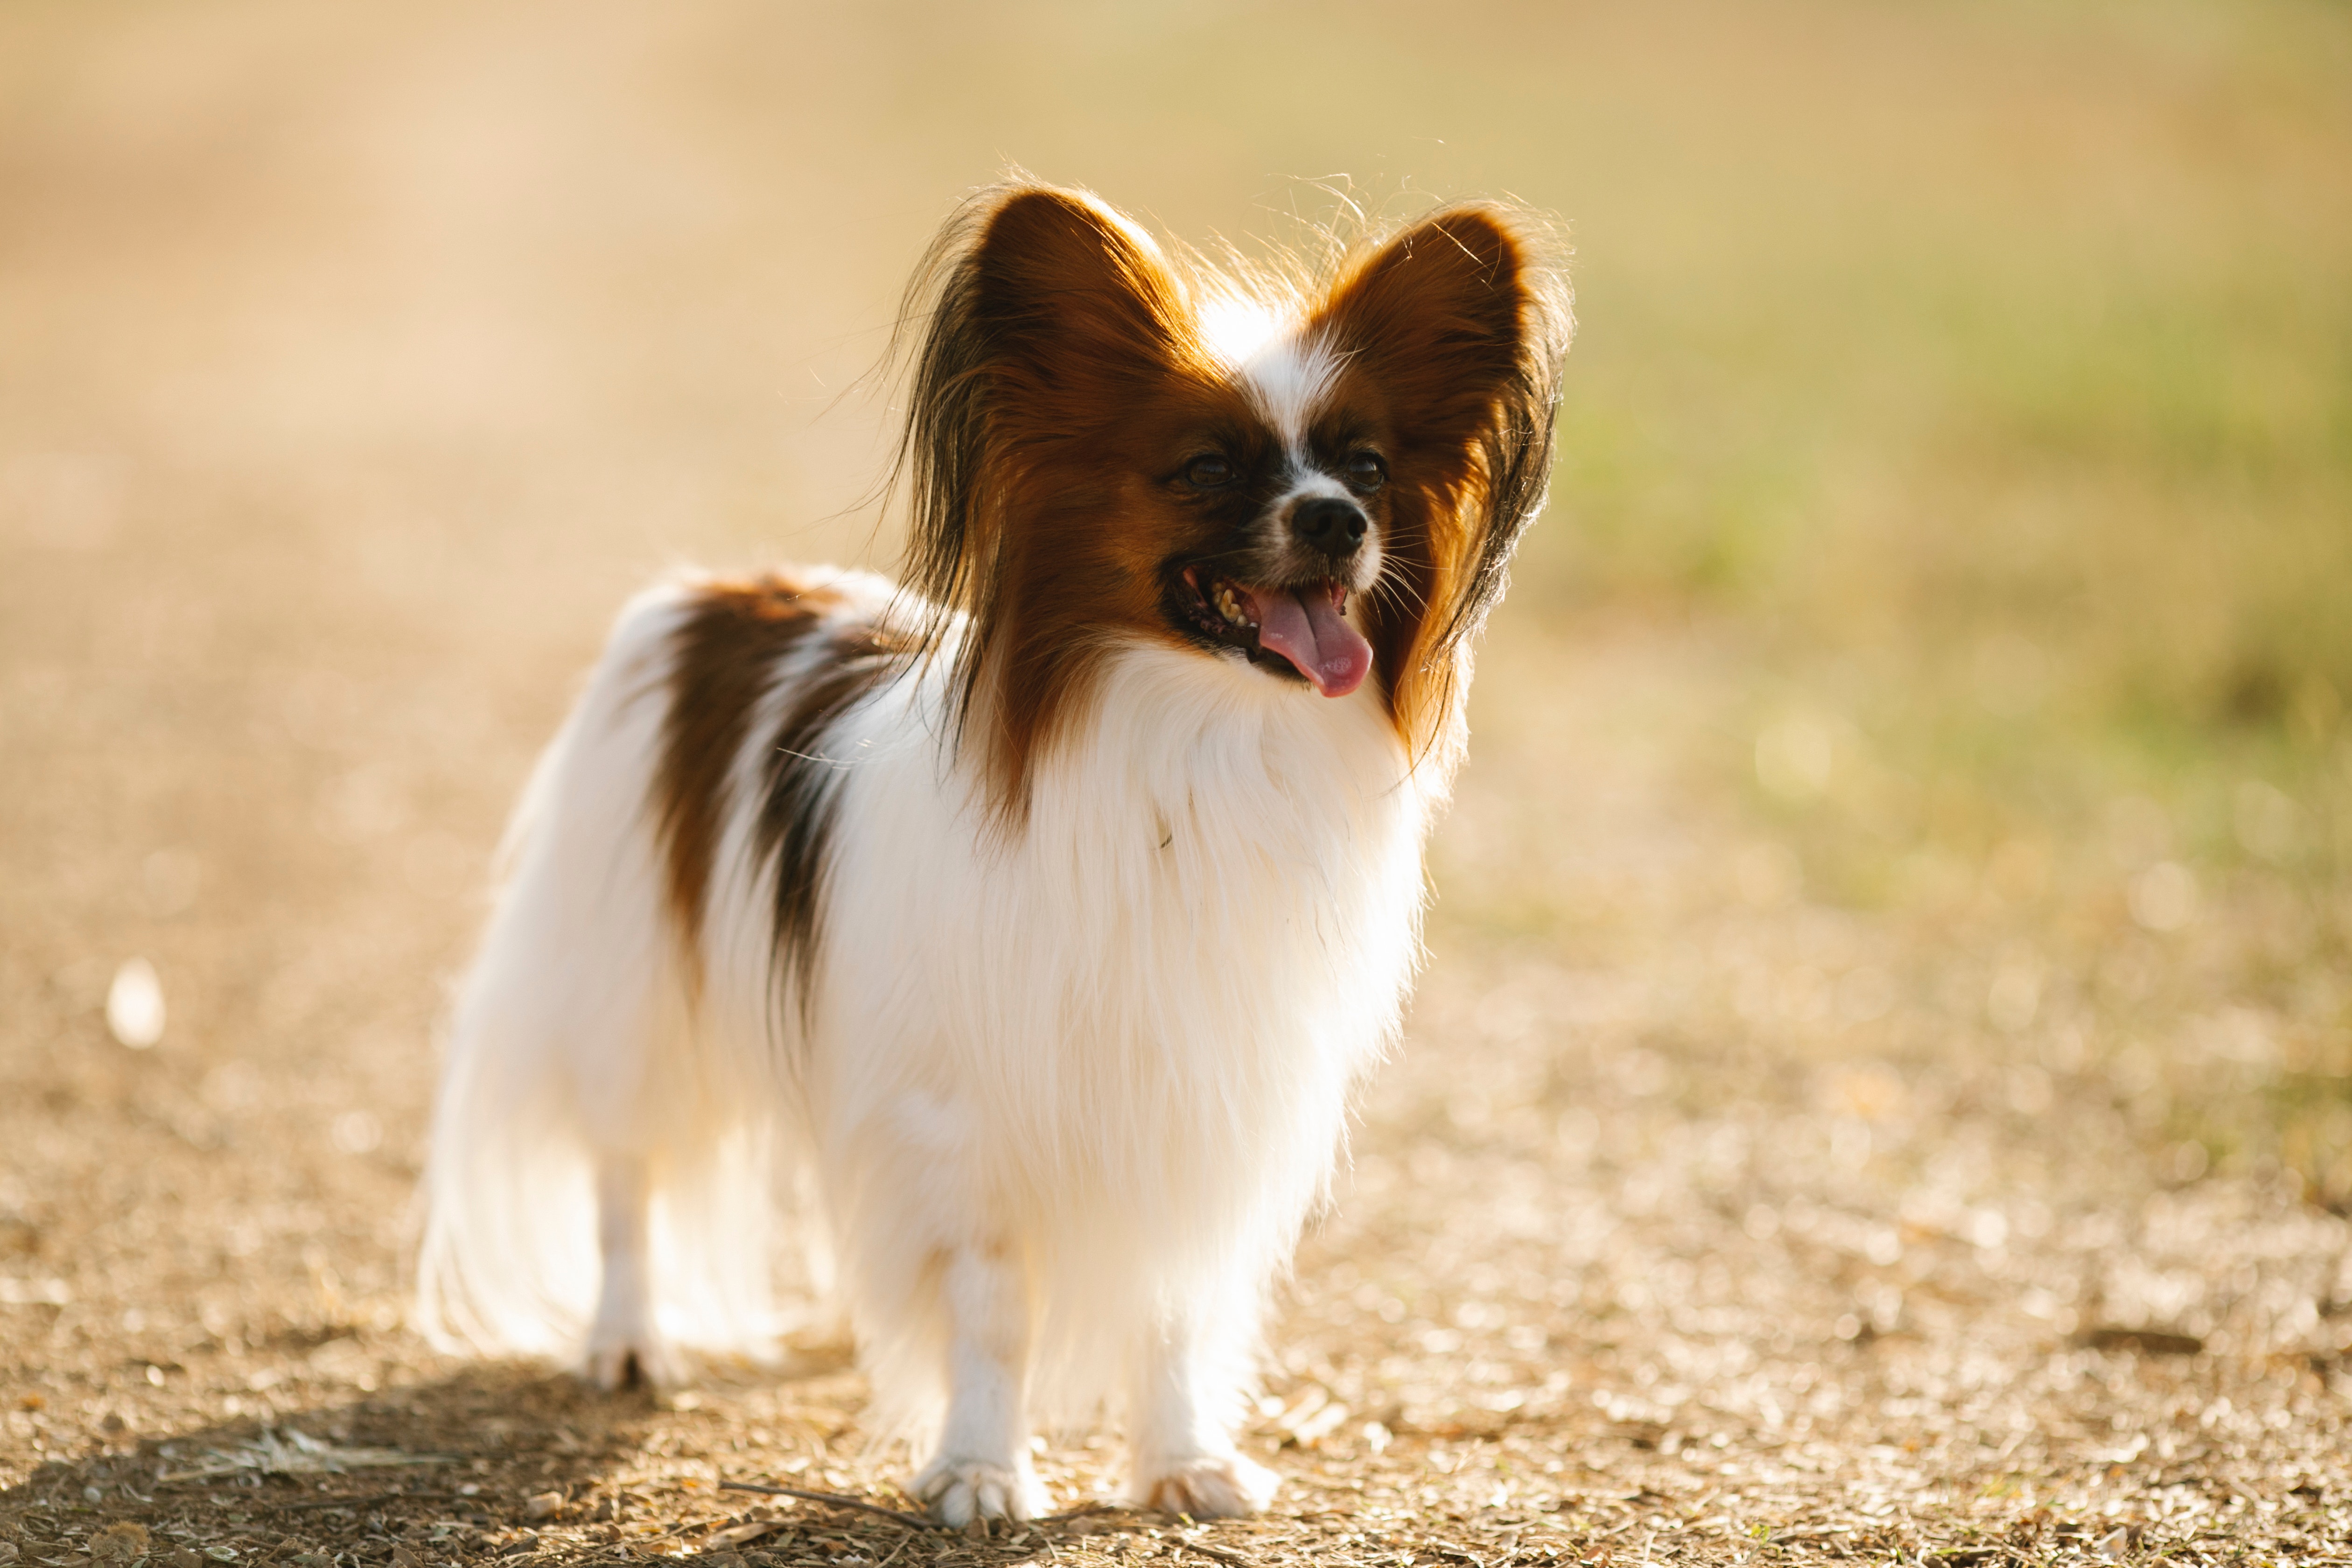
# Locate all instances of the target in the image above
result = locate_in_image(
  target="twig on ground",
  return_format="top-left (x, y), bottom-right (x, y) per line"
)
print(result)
top-left (156, 1429), bottom-right (454, 1485)
top-left (281, 1491), bottom-right (460, 1512)
top-left (1173, 1536), bottom-right (1252, 1567)
top-left (719, 1480), bottom-right (938, 1532)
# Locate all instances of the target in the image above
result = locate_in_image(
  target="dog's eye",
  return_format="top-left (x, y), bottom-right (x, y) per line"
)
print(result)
top-left (1344, 451), bottom-right (1387, 490)
top-left (1183, 455), bottom-right (1236, 488)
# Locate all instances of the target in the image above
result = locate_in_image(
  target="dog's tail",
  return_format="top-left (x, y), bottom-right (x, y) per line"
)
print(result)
top-left (413, 585), bottom-right (812, 1369)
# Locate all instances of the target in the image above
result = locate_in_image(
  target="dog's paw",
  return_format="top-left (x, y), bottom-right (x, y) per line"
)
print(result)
top-left (911, 1456), bottom-right (1047, 1527)
top-left (581, 1330), bottom-right (684, 1393)
top-left (1136, 1454), bottom-right (1277, 1519)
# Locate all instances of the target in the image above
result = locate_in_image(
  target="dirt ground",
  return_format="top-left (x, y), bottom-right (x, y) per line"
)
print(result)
top-left (9, 598), bottom-right (2352, 1568)
top-left (7, 4), bottom-right (2352, 1566)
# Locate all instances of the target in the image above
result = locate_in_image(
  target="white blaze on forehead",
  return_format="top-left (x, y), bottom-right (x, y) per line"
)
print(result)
top-left (1198, 293), bottom-right (1337, 449)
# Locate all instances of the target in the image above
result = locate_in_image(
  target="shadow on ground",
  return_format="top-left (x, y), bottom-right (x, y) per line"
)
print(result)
top-left (0, 1353), bottom-right (1141, 1568)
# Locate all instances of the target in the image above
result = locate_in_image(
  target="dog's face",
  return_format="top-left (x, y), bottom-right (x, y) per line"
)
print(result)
top-left (1145, 309), bottom-right (1390, 702)
top-left (901, 185), bottom-right (1571, 809)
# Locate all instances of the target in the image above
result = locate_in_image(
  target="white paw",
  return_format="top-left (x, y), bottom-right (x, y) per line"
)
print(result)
top-left (582, 1329), bottom-right (684, 1392)
top-left (1135, 1453), bottom-right (1277, 1519)
top-left (911, 1456), bottom-right (1047, 1527)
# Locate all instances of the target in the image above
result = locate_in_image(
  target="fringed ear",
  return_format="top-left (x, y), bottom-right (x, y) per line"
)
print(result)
top-left (892, 182), bottom-right (1194, 735)
top-left (1313, 205), bottom-right (1572, 754)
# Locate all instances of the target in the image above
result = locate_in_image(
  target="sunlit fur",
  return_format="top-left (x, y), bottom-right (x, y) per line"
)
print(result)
top-left (416, 181), bottom-right (1570, 1525)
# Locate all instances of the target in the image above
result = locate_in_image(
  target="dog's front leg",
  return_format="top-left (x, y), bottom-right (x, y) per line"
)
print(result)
top-left (1128, 1312), bottom-right (1276, 1518)
top-left (911, 1240), bottom-right (1046, 1526)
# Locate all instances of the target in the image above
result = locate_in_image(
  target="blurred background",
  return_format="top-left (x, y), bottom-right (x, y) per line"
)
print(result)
top-left (5, 0), bottom-right (2352, 1461)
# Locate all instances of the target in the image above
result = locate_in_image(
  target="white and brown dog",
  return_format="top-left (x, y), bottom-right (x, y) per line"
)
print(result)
top-left (417, 181), bottom-right (1569, 1524)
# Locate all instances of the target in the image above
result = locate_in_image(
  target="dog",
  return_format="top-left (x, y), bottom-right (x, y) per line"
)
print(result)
top-left (416, 180), bottom-right (1569, 1524)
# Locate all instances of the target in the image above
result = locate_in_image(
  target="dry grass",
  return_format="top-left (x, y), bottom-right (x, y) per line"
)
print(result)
top-left (4, 2), bottom-right (2351, 1563)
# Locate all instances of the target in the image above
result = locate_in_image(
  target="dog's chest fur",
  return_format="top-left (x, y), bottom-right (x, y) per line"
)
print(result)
top-left (798, 640), bottom-right (1435, 1204)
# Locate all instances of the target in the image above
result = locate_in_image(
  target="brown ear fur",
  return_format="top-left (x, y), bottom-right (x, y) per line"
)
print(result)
top-left (896, 183), bottom-right (1224, 814)
top-left (1314, 206), bottom-right (1572, 761)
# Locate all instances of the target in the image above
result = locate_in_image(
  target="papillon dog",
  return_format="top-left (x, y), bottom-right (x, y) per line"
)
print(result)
top-left (417, 181), bottom-right (1569, 1524)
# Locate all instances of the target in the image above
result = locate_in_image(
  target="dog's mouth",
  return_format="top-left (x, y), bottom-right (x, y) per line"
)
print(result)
top-left (1172, 566), bottom-right (1372, 699)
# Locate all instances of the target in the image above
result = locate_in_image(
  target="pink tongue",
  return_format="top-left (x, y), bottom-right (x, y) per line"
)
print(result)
top-left (1252, 586), bottom-right (1372, 699)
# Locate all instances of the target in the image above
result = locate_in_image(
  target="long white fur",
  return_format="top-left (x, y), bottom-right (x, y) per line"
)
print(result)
top-left (416, 552), bottom-right (1442, 1513)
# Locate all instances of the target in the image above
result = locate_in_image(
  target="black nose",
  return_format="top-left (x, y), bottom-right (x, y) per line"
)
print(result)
top-left (1292, 497), bottom-right (1368, 555)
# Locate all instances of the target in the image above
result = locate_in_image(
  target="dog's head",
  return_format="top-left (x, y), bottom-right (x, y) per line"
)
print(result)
top-left (897, 182), bottom-right (1571, 812)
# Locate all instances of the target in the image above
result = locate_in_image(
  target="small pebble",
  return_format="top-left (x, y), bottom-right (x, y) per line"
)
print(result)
top-left (105, 957), bottom-right (166, 1049)
top-left (523, 1492), bottom-right (564, 1522)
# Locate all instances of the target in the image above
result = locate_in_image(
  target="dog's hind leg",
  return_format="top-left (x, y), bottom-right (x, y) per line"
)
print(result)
top-left (584, 1156), bottom-right (684, 1390)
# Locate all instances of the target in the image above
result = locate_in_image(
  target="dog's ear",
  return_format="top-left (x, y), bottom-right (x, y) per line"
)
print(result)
top-left (1317, 207), bottom-right (1550, 466)
top-left (1314, 205), bottom-right (1572, 756)
top-left (966, 187), bottom-right (1192, 410)
top-left (897, 184), bottom-right (1192, 633)
top-left (1318, 207), bottom-right (1571, 617)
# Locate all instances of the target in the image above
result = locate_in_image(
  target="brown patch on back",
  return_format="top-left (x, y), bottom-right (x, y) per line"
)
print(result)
top-left (655, 572), bottom-right (844, 976)
top-left (752, 614), bottom-right (915, 1015)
